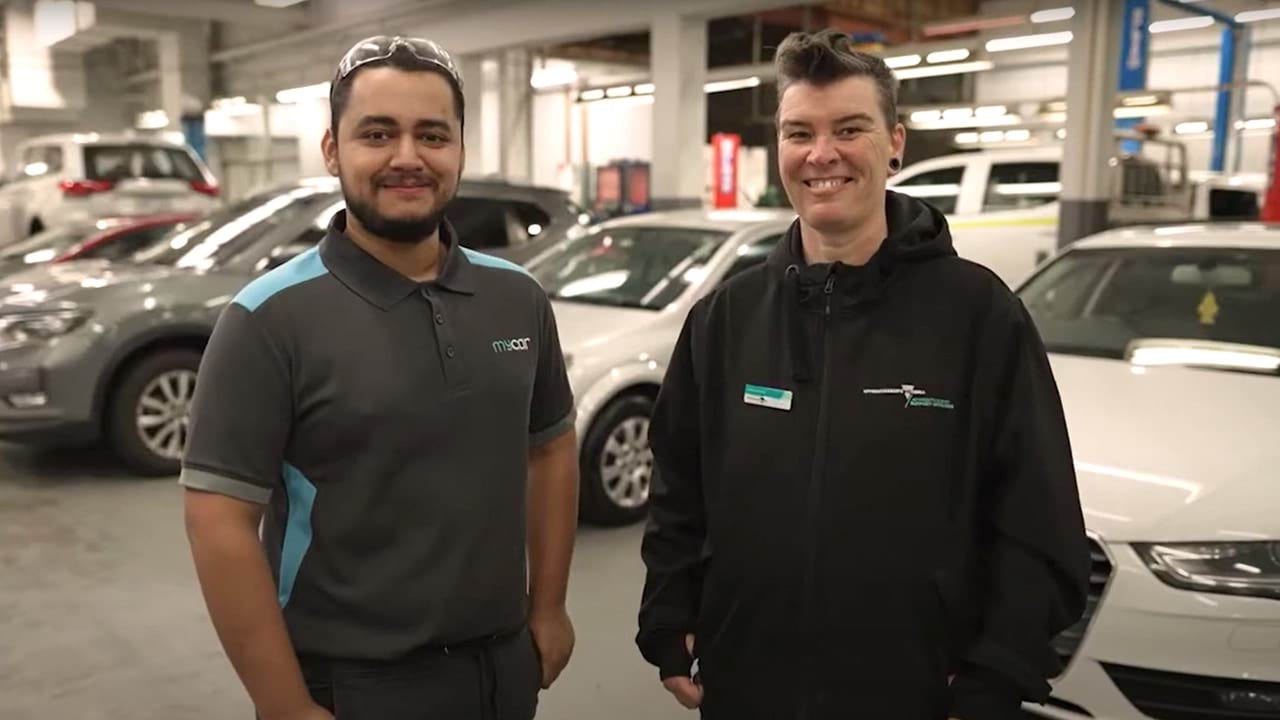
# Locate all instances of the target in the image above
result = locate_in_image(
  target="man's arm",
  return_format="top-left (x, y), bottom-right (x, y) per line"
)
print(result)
top-left (180, 303), bottom-right (327, 720)
top-left (949, 297), bottom-right (1091, 720)
top-left (527, 429), bottom-right (579, 688)
top-left (525, 290), bottom-right (579, 689)
top-left (184, 491), bottom-right (327, 720)
top-left (637, 307), bottom-right (708, 700)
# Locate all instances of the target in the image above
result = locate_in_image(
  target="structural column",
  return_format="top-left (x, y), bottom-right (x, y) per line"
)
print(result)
top-left (498, 47), bottom-right (533, 183)
top-left (1058, 0), bottom-right (1125, 247)
top-left (651, 12), bottom-right (707, 209)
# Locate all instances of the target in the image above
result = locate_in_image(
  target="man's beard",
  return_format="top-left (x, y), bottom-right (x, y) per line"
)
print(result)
top-left (343, 183), bottom-right (454, 245)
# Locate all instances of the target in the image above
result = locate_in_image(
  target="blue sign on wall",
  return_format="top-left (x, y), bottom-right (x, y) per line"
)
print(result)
top-left (1117, 0), bottom-right (1150, 153)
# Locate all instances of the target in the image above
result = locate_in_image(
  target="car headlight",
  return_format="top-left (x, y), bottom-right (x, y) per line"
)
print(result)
top-left (1134, 542), bottom-right (1280, 600)
top-left (0, 309), bottom-right (93, 345)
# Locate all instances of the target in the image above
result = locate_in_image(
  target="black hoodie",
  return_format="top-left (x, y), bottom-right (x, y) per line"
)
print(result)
top-left (637, 191), bottom-right (1090, 720)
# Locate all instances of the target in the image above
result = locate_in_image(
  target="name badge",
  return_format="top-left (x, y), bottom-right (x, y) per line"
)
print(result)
top-left (743, 384), bottom-right (793, 411)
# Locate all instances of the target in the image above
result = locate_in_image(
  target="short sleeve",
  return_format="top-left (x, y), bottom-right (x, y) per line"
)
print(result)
top-left (528, 292), bottom-right (575, 447)
top-left (179, 303), bottom-right (291, 503)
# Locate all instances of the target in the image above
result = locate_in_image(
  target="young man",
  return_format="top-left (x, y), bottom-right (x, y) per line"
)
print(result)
top-left (182, 36), bottom-right (578, 720)
top-left (637, 30), bottom-right (1090, 720)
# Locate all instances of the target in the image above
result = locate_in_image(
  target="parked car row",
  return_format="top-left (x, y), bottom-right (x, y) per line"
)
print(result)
top-left (0, 148), bottom-right (1275, 719)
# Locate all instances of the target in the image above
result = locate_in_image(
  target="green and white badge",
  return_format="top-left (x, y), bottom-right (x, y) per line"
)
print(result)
top-left (743, 384), bottom-right (793, 411)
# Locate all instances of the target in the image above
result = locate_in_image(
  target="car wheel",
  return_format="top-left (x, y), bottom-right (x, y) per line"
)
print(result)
top-left (579, 393), bottom-right (654, 526)
top-left (106, 349), bottom-right (201, 476)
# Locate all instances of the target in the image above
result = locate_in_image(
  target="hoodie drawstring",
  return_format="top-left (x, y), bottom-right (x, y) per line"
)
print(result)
top-left (784, 264), bottom-right (812, 383)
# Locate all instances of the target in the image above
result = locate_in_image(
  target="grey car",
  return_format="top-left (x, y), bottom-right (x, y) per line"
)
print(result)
top-left (0, 176), bottom-right (584, 474)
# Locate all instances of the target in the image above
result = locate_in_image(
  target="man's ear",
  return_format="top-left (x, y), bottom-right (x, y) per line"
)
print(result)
top-left (891, 122), bottom-right (907, 167)
top-left (322, 127), bottom-right (339, 176)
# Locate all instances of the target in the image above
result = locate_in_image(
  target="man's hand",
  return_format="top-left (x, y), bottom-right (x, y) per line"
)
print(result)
top-left (661, 634), bottom-right (703, 710)
top-left (529, 605), bottom-right (575, 689)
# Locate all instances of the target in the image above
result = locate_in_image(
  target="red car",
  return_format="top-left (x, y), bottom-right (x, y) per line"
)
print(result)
top-left (0, 213), bottom-right (197, 278)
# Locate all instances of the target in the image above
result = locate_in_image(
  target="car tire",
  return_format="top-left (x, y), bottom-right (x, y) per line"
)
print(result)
top-left (579, 393), bottom-right (655, 527)
top-left (106, 349), bottom-right (202, 476)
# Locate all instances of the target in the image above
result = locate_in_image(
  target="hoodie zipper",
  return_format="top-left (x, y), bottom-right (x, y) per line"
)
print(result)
top-left (798, 273), bottom-right (836, 719)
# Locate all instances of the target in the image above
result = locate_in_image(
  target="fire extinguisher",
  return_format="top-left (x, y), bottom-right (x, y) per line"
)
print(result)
top-left (1262, 104), bottom-right (1280, 222)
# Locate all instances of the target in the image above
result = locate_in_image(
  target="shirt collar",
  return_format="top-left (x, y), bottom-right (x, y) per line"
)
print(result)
top-left (319, 211), bottom-right (477, 310)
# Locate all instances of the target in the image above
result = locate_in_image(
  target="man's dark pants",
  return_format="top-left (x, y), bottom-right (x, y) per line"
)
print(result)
top-left (296, 626), bottom-right (542, 720)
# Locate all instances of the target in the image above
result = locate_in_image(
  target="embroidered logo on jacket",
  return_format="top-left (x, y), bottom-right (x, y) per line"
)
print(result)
top-left (863, 384), bottom-right (955, 410)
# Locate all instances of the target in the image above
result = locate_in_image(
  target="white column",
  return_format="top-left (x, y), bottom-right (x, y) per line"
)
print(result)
top-left (650, 12), bottom-right (706, 209)
top-left (296, 96), bottom-right (329, 179)
top-left (498, 46), bottom-right (533, 183)
top-left (1058, 0), bottom-right (1124, 247)
top-left (156, 32), bottom-right (183, 133)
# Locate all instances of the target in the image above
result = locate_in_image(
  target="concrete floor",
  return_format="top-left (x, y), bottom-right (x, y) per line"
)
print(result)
top-left (0, 443), bottom-right (685, 720)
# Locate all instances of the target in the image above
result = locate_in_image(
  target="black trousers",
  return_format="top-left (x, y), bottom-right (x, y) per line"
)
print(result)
top-left (296, 627), bottom-right (541, 720)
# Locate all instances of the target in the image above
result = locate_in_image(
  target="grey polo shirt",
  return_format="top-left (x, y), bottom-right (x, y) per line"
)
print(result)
top-left (179, 211), bottom-right (575, 661)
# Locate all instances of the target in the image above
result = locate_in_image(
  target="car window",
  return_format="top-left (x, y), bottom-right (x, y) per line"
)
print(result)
top-left (17, 145), bottom-right (60, 179)
top-left (983, 162), bottom-right (1059, 211)
top-left (721, 233), bottom-right (783, 285)
top-left (84, 145), bottom-right (203, 182)
top-left (1020, 247), bottom-right (1280, 368)
top-left (530, 226), bottom-right (730, 310)
top-left (132, 187), bottom-right (337, 269)
top-left (75, 223), bottom-right (185, 262)
top-left (892, 166), bottom-right (964, 214)
top-left (448, 196), bottom-right (510, 250)
top-left (0, 225), bottom-right (93, 261)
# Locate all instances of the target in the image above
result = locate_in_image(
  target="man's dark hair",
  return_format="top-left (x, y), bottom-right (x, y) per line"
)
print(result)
top-left (329, 48), bottom-right (466, 135)
top-left (774, 29), bottom-right (899, 128)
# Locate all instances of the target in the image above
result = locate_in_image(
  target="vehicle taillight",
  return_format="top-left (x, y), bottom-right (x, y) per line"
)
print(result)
top-left (58, 179), bottom-right (115, 197)
top-left (191, 180), bottom-right (220, 198)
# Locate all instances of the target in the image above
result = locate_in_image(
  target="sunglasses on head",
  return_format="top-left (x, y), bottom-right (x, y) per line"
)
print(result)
top-left (333, 35), bottom-right (463, 90)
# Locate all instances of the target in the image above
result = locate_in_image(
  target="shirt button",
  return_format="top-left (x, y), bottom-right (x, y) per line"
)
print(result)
top-left (446, 346), bottom-right (456, 358)
top-left (435, 314), bottom-right (445, 325)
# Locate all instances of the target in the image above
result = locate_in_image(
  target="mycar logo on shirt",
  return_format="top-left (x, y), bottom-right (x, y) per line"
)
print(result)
top-left (863, 384), bottom-right (955, 410)
top-left (493, 337), bottom-right (532, 353)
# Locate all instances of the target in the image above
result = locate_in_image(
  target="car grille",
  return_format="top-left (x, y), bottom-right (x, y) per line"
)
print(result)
top-left (1050, 537), bottom-right (1113, 673)
top-left (1103, 663), bottom-right (1280, 719)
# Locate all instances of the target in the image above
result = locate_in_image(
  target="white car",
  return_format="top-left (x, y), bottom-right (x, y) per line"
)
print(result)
top-left (526, 209), bottom-right (794, 525)
top-left (889, 146), bottom-right (1264, 289)
top-left (1019, 222), bottom-right (1280, 719)
top-left (0, 133), bottom-right (220, 247)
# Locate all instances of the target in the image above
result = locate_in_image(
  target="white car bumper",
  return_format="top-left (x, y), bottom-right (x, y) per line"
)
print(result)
top-left (1026, 540), bottom-right (1280, 719)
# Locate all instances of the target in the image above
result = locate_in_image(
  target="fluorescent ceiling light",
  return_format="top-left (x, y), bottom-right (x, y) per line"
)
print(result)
top-left (955, 132), bottom-right (979, 143)
top-left (580, 89), bottom-right (605, 101)
top-left (986, 31), bottom-right (1073, 52)
top-left (884, 54), bottom-right (921, 68)
top-left (633, 83), bottom-right (655, 95)
top-left (276, 82), bottom-right (329, 104)
top-left (531, 66), bottom-right (578, 89)
top-left (1004, 129), bottom-right (1032, 142)
top-left (894, 60), bottom-right (994, 79)
top-left (605, 85), bottom-right (632, 98)
top-left (1149, 16), bottom-right (1213, 33)
top-left (1030, 7), bottom-right (1075, 23)
top-left (136, 109), bottom-right (169, 129)
top-left (942, 107), bottom-right (973, 120)
top-left (1175, 121), bottom-right (1209, 134)
top-left (975, 105), bottom-right (1007, 117)
top-left (926, 49), bottom-right (970, 64)
top-left (1236, 118), bottom-right (1276, 131)
top-left (1122, 94), bottom-right (1160, 106)
top-left (704, 76), bottom-right (761, 93)
top-left (1236, 8), bottom-right (1280, 23)
top-left (979, 131), bottom-right (1005, 142)
top-left (1113, 105), bottom-right (1170, 118)
top-left (911, 110), bottom-right (942, 122)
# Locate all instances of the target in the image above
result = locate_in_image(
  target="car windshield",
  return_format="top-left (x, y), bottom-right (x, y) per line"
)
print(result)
top-left (132, 186), bottom-right (337, 269)
top-left (1020, 245), bottom-right (1280, 375)
top-left (529, 225), bottom-right (729, 310)
top-left (0, 225), bottom-right (94, 263)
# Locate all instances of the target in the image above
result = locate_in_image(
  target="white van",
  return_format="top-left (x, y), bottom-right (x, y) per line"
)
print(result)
top-left (888, 144), bottom-right (1262, 287)
top-left (0, 133), bottom-right (220, 248)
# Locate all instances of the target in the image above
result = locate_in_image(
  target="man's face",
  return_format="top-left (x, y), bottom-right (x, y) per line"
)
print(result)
top-left (322, 66), bottom-right (464, 244)
top-left (777, 76), bottom-right (905, 237)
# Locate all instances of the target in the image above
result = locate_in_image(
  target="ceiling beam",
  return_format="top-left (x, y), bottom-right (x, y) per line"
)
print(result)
top-left (92, 0), bottom-right (307, 27)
